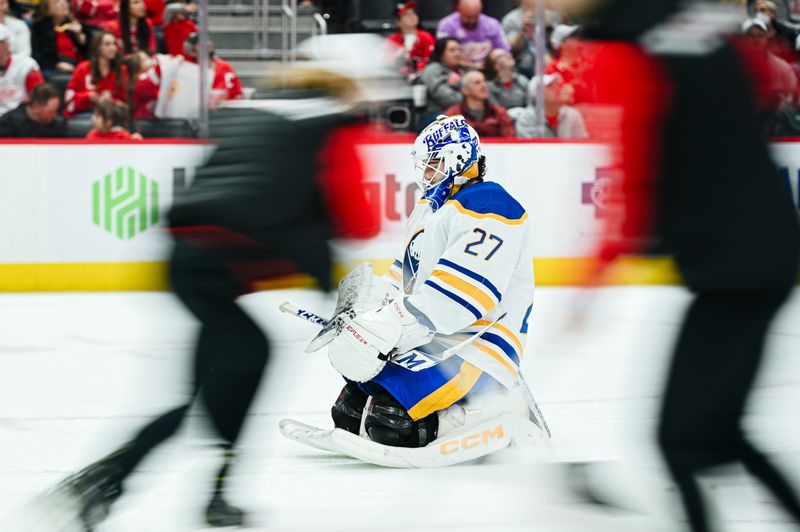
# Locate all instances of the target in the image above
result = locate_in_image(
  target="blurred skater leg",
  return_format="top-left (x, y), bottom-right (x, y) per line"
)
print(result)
top-left (658, 290), bottom-right (799, 531)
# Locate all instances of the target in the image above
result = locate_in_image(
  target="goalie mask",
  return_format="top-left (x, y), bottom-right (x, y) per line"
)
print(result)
top-left (412, 115), bottom-right (482, 212)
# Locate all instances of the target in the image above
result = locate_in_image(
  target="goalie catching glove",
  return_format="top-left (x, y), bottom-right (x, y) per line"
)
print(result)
top-left (325, 297), bottom-right (435, 382)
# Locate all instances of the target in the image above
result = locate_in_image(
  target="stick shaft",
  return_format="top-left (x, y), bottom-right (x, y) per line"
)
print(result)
top-left (279, 302), bottom-right (329, 327)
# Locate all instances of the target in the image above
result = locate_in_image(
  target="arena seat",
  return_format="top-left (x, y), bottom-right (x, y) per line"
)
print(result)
top-left (482, 0), bottom-right (516, 22)
top-left (348, 0), bottom-right (395, 33)
top-left (133, 119), bottom-right (198, 138)
top-left (64, 118), bottom-right (94, 138)
top-left (416, 0), bottom-right (455, 32)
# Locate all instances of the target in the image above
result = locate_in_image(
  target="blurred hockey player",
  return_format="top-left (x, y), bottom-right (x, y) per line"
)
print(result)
top-left (281, 114), bottom-right (546, 468)
top-left (556, 0), bottom-right (800, 530)
top-left (28, 34), bottom-right (388, 532)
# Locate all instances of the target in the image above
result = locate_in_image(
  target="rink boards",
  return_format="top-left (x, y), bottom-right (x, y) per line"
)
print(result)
top-left (1, 138), bottom-right (798, 291)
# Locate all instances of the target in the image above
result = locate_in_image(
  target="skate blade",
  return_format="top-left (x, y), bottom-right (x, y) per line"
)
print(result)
top-left (1, 489), bottom-right (86, 532)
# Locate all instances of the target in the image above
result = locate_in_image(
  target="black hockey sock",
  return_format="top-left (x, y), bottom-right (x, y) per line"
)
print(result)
top-left (212, 447), bottom-right (236, 495)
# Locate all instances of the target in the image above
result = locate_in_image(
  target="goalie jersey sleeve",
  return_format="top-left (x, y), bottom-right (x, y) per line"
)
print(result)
top-left (406, 182), bottom-right (531, 336)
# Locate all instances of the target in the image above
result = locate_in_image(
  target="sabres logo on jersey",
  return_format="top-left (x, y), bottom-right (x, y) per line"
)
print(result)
top-left (403, 228), bottom-right (424, 293)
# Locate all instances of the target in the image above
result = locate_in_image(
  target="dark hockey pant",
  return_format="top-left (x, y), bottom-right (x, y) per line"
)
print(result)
top-left (111, 240), bottom-right (270, 486)
top-left (657, 289), bottom-right (800, 532)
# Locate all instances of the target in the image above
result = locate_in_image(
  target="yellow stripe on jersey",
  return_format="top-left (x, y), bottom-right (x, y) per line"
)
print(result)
top-left (431, 270), bottom-right (497, 313)
top-left (474, 340), bottom-right (519, 377)
top-left (386, 268), bottom-right (402, 282)
top-left (407, 361), bottom-right (483, 421)
top-left (473, 320), bottom-right (524, 355)
top-left (446, 200), bottom-right (529, 226)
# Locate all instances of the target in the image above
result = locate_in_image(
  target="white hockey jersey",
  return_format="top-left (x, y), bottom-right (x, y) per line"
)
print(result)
top-left (384, 180), bottom-right (535, 389)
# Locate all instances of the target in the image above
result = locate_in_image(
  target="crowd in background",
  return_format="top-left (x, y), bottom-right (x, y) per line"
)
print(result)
top-left (0, 0), bottom-right (242, 138)
top-left (382, 0), bottom-right (800, 139)
top-left (4, 0), bottom-right (800, 138)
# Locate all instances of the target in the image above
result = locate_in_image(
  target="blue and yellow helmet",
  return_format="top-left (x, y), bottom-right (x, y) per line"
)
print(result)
top-left (411, 115), bottom-right (482, 211)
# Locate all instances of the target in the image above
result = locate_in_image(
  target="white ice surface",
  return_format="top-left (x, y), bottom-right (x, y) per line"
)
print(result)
top-left (0, 287), bottom-right (799, 531)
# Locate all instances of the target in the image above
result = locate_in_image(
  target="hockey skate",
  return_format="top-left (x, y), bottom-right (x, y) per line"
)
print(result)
top-left (8, 456), bottom-right (127, 532)
top-left (205, 449), bottom-right (247, 528)
top-left (205, 492), bottom-right (246, 527)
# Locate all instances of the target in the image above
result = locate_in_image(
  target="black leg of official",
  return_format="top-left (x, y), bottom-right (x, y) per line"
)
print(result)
top-left (657, 290), bottom-right (800, 531)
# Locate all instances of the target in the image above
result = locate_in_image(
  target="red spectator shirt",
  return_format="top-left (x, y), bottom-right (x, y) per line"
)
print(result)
top-left (164, 19), bottom-right (197, 56)
top-left (56, 29), bottom-right (80, 62)
top-left (107, 19), bottom-right (157, 53)
top-left (183, 55), bottom-right (243, 99)
top-left (212, 58), bottom-right (242, 100)
top-left (132, 62), bottom-right (160, 118)
top-left (545, 58), bottom-right (594, 105)
top-left (386, 29), bottom-right (436, 72)
top-left (86, 128), bottom-right (137, 139)
top-left (70, 0), bottom-right (118, 31)
top-left (133, 58), bottom-right (242, 119)
top-left (144, 0), bottom-right (166, 27)
top-left (64, 61), bottom-right (129, 117)
top-left (444, 101), bottom-right (516, 138)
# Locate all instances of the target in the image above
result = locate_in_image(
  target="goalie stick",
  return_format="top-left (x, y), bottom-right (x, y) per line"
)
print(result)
top-left (279, 301), bottom-right (551, 439)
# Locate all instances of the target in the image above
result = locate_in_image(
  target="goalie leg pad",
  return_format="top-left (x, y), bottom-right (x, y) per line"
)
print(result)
top-left (331, 381), bottom-right (369, 435)
top-left (365, 391), bottom-right (439, 448)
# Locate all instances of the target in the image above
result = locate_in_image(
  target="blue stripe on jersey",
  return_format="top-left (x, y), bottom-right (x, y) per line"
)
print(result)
top-left (424, 279), bottom-right (483, 320)
top-left (392, 259), bottom-right (402, 269)
top-left (450, 181), bottom-right (526, 220)
top-left (437, 258), bottom-right (502, 302)
top-left (480, 332), bottom-right (521, 366)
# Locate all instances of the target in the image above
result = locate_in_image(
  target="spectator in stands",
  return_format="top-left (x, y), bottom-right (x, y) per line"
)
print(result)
top-left (70, 0), bottom-right (118, 34)
top-left (444, 69), bottom-right (515, 137)
top-left (86, 98), bottom-right (141, 138)
top-left (386, 1), bottom-right (435, 82)
top-left (749, 0), bottom-right (797, 22)
top-left (744, 17), bottom-right (797, 106)
top-left (183, 32), bottom-right (242, 101)
top-left (0, 81), bottom-right (63, 135)
top-left (0, 23), bottom-right (44, 117)
top-left (754, 0), bottom-right (800, 73)
top-left (128, 48), bottom-right (156, 117)
top-left (436, 0), bottom-right (510, 69)
top-left (502, 0), bottom-right (561, 78)
top-left (64, 30), bottom-right (128, 116)
top-left (162, 1), bottom-right (195, 56)
top-left (0, 0), bottom-right (30, 56)
top-left (32, 0), bottom-right (87, 76)
top-left (419, 37), bottom-right (465, 123)
top-left (545, 24), bottom-right (592, 105)
top-left (485, 48), bottom-right (528, 111)
top-left (109, 0), bottom-right (155, 54)
top-left (516, 73), bottom-right (587, 139)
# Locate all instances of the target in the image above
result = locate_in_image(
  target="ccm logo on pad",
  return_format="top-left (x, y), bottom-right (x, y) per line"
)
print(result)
top-left (439, 425), bottom-right (505, 455)
top-left (346, 325), bottom-right (369, 346)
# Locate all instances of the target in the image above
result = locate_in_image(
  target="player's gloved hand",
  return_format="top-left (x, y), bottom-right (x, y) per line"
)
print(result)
top-left (328, 298), bottom-right (434, 382)
top-left (386, 298), bottom-right (435, 355)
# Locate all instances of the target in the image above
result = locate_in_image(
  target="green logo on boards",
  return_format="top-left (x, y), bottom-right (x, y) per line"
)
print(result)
top-left (92, 167), bottom-right (159, 239)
